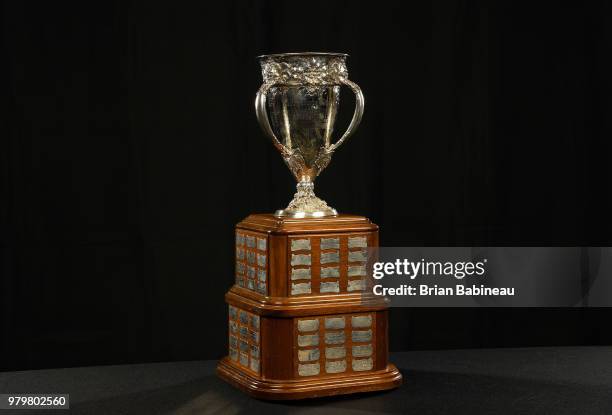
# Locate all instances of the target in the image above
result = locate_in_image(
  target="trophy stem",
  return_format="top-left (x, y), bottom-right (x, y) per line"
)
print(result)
top-left (275, 180), bottom-right (338, 218)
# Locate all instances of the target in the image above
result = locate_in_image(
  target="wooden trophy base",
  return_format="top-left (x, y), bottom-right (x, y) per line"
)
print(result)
top-left (217, 214), bottom-right (402, 400)
top-left (218, 358), bottom-right (402, 400)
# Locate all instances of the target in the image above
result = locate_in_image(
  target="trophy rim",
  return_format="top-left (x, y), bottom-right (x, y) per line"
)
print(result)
top-left (257, 52), bottom-right (349, 59)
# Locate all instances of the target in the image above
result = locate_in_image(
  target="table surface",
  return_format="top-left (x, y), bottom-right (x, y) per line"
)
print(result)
top-left (1, 347), bottom-right (611, 415)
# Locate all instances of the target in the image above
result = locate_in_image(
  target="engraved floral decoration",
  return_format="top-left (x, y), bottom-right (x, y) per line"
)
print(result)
top-left (285, 181), bottom-right (334, 214)
top-left (260, 54), bottom-right (348, 85)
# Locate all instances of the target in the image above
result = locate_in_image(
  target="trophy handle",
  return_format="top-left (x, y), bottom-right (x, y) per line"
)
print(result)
top-left (328, 79), bottom-right (365, 153)
top-left (255, 82), bottom-right (290, 155)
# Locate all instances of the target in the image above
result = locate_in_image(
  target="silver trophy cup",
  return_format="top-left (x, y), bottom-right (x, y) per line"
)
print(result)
top-left (255, 52), bottom-right (364, 218)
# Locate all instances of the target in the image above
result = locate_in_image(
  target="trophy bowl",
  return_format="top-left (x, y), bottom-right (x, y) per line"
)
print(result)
top-left (255, 52), bottom-right (364, 218)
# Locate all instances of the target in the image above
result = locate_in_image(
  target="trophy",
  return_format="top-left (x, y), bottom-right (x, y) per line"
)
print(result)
top-left (217, 53), bottom-right (401, 400)
top-left (255, 53), bottom-right (364, 218)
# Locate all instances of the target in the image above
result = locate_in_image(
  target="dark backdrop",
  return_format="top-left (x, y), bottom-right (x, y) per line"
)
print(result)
top-left (2, 0), bottom-right (612, 371)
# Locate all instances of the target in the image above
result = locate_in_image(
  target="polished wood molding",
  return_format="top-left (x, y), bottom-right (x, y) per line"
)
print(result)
top-left (217, 358), bottom-right (402, 400)
top-left (226, 288), bottom-right (389, 317)
top-left (237, 213), bottom-right (378, 235)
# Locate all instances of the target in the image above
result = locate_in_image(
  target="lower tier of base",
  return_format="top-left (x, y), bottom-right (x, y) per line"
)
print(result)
top-left (217, 357), bottom-right (402, 400)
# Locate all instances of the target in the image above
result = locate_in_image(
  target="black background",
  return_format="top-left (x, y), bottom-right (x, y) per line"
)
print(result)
top-left (2, 0), bottom-right (612, 372)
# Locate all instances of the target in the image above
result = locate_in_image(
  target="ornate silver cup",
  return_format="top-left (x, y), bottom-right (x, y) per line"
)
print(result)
top-left (255, 52), bottom-right (364, 218)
